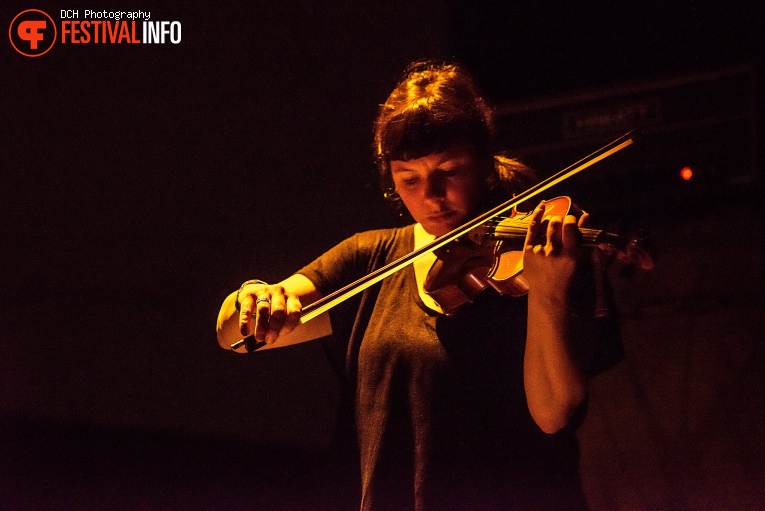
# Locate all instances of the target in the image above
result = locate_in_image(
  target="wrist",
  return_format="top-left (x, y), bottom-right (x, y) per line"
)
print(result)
top-left (235, 279), bottom-right (268, 311)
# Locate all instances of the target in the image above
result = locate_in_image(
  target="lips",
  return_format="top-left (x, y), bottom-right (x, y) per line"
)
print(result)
top-left (427, 211), bottom-right (455, 221)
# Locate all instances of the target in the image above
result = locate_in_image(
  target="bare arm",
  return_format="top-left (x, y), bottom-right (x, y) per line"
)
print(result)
top-left (522, 204), bottom-right (589, 434)
top-left (216, 274), bottom-right (323, 351)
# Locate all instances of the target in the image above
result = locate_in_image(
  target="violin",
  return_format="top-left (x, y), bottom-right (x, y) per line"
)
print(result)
top-left (424, 195), bottom-right (653, 315)
top-left (231, 131), bottom-right (648, 351)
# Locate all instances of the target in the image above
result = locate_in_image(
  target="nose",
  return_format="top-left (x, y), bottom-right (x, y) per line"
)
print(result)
top-left (423, 173), bottom-right (447, 200)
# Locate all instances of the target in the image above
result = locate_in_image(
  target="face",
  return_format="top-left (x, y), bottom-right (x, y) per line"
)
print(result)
top-left (390, 145), bottom-right (487, 236)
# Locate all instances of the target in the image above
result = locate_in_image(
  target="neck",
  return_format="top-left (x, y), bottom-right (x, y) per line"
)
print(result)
top-left (413, 223), bottom-right (443, 313)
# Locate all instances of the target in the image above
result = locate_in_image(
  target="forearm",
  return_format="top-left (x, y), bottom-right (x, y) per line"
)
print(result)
top-left (523, 291), bottom-right (587, 434)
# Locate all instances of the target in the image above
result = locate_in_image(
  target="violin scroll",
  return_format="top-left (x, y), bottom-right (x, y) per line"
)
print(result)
top-left (597, 230), bottom-right (654, 274)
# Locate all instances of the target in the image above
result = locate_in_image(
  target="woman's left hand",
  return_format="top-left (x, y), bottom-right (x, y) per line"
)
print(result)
top-left (522, 203), bottom-right (589, 303)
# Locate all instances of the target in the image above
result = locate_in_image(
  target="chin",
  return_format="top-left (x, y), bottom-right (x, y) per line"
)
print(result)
top-left (426, 223), bottom-right (454, 237)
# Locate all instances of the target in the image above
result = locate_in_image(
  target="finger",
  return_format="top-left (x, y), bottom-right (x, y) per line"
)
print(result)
top-left (253, 294), bottom-right (271, 342)
top-left (546, 215), bottom-right (563, 255)
top-left (239, 294), bottom-right (255, 337)
top-left (577, 211), bottom-right (590, 228)
top-left (524, 203), bottom-right (547, 249)
top-left (562, 215), bottom-right (580, 257)
top-left (279, 294), bottom-right (303, 336)
top-left (265, 292), bottom-right (287, 344)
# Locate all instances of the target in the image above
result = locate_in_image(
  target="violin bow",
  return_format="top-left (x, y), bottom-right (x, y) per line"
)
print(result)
top-left (231, 130), bottom-right (635, 351)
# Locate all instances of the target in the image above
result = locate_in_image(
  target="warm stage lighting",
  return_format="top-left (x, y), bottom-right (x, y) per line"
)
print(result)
top-left (680, 166), bottom-right (693, 181)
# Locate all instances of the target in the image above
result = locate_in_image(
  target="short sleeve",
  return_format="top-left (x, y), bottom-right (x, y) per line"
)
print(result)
top-left (296, 235), bottom-right (365, 297)
top-left (295, 228), bottom-right (404, 298)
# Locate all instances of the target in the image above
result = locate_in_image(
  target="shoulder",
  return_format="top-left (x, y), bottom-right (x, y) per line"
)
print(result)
top-left (297, 225), bottom-right (414, 296)
top-left (351, 224), bottom-right (414, 262)
top-left (309, 224), bottom-right (414, 268)
top-left (353, 225), bottom-right (413, 247)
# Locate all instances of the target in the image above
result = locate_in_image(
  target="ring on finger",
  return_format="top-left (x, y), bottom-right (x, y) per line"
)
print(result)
top-left (256, 297), bottom-right (271, 304)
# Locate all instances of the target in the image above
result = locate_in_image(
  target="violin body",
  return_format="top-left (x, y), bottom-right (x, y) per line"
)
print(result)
top-left (424, 197), bottom-right (575, 315)
top-left (490, 196), bottom-right (577, 280)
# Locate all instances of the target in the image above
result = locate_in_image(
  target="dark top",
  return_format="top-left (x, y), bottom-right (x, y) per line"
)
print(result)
top-left (298, 225), bottom-right (621, 511)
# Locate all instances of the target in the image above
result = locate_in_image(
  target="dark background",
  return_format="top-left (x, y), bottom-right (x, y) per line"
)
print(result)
top-left (2, 1), bottom-right (763, 509)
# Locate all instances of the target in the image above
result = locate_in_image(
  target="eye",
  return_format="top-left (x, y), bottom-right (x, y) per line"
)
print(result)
top-left (438, 164), bottom-right (463, 177)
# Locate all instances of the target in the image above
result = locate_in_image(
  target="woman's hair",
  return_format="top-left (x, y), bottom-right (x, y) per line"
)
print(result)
top-left (373, 60), bottom-right (536, 211)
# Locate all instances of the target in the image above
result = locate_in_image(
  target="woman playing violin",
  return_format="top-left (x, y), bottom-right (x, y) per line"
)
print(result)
top-left (217, 60), bottom-right (621, 510)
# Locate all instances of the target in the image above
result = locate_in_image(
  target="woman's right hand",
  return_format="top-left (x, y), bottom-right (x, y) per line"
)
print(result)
top-left (238, 282), bottom-right (303, 344)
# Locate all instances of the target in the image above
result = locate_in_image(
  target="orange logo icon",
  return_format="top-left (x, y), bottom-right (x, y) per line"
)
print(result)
top-left (9, 9), bottom-right (57, 57)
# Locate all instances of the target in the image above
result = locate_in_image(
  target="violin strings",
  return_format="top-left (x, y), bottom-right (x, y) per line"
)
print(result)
top-left (489, 223), bottom-right (604, 243)
top-left (490, 229), bottom-right (603, 244)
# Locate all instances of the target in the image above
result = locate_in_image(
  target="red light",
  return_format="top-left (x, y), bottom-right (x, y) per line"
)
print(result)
top-left (680, 166), bottom-right (693, 181)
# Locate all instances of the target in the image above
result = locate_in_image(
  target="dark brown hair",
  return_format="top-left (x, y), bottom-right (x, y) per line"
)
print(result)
top-left (374, 60), bottom-right (536, 210)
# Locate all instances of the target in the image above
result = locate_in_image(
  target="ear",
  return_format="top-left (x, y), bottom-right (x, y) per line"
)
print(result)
top-left (379, 159), bottom-right (397, 200)
top-left (383, 188), bottom-right (400, 201)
